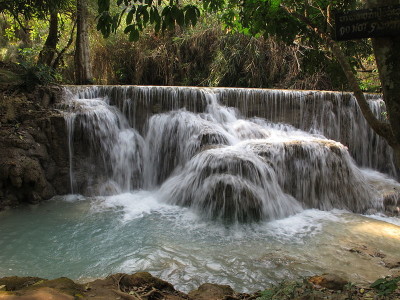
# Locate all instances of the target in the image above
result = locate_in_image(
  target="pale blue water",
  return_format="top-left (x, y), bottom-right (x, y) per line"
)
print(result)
top-left (1, 193), bottom-right (399, 293)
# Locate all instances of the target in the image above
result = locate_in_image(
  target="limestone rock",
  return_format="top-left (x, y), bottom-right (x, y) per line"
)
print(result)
top-left (188, 283), bottom-right (234, 300)
top-left (25, 277), bottom-right (83, 296)
top-left (0, 88), bottom-right (70, 210)
top-left (309, 274), bottom-right (348, 291)
top-left (0, 287), bottom-right (75, 299)
top-left (249, 139), bottom-right (379, 213)
top-left (0, 276), bottom-right (43, 291)
top-left (118, 272), bottom-right (175, 292)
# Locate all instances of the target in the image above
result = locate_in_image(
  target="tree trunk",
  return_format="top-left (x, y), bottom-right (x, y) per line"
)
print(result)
top-left (366, 0), bottom-right (400, 160)
top-left (75, 0), bottom-right (92, 84)
top-left (53, 20), bottom-right (77, 69)
top-left (19, 20), bottom-right (32, 48)
top-left (38, 11), bottom-right (58, 66)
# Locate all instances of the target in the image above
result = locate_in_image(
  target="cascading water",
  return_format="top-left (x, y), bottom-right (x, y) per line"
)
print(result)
top-left (1, 85), bottom-right (400, 292)
top-left (63, 93), bottom-right (144, 194)
top-left (62, 86), bottom-right (390, 222)
top-left (216, 89), bottom-right (396, 176)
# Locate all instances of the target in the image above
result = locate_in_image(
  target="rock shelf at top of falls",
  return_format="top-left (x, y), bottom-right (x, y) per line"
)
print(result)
top-left (62, 86), bottom-right (400, 223)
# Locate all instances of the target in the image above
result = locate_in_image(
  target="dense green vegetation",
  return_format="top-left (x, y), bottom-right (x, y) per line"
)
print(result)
top-left (0, 0), bottom-right (379, 91)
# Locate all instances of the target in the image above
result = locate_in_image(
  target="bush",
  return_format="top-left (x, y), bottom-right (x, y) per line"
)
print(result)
top-left (19, 62), bottom-right (60, 90)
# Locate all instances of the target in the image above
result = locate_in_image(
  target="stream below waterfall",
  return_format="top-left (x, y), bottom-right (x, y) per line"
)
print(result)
top-left (1, 86), bottom-right (399, 293)
top-left (0, 194), bottom-right (399, 292)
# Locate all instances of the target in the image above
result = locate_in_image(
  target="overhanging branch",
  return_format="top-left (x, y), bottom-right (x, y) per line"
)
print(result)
top-left (281, 4), bottom-right (395, 144)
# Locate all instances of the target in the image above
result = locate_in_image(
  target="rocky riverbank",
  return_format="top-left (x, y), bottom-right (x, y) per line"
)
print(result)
top-left (0, 86), bottom-right (70, 210)
top-left (0, 272), bottom-right (399, 300)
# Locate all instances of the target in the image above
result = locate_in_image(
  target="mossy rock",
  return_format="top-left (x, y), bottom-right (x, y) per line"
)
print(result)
top-left (0, 276), bottom-right (43, 291)
top-left (0, 69), bottom-right (23, 89)
top-left (308, 274), bottom-right (348, 291)
top-left (188, 283), bottom-right (234, 300)
top-left (118, 272), bottom-right (175, 292)
top-left (25, 277), bottom-right (83, 296)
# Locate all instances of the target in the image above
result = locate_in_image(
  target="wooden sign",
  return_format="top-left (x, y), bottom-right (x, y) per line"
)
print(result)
top-left (334, 5), bottom-right (400, 41)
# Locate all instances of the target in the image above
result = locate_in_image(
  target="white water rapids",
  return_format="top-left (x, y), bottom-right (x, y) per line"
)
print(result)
top-left (63, 86), bottom-right (397, 222)
top-left (0, 86), bottom-right (399, 292)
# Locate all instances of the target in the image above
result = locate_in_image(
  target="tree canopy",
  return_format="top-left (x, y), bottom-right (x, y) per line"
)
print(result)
top-left (0, 0), bottom-right (74, 29)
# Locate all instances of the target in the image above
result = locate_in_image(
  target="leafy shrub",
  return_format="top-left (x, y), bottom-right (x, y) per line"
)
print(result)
top-left (370, 276), bottom-right (400, 296)
top-left (19, 61), bottom-right (60, 90)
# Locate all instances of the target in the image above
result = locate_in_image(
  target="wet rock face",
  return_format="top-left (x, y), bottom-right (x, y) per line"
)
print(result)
top-left (250, 140), bottom-right (380, 213)
top-left (159, 147), bottom-right (303, 223)
top-left (383, 192), bottom-right (400, 216)
top-left (0, 88), bottom-right (70, 210)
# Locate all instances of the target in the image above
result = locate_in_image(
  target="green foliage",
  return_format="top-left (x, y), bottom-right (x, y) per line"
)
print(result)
top-left (256, 281), bottom-right (303, 300)
top-left (94, 0), bottom-right (370, 92)
top-left (370, 277), bottom-right (400, 296)
top-left (19, 61), bottom-right (59, 90)
top-left (0, 0), bottom-right (75, 24)
top-left (97, 0), bottom-right (201, 41)
top-left (97, 0), bottom-right (361, 44)
top-left (257, 289), bottom-right (275, 300)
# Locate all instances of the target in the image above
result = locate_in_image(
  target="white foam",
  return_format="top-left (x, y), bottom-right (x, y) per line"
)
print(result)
top-left (264, 209), bottom-right (342, 242)
top-left (364, 214), bottom-right (400, 227)
top-left (93, 191), bottom-right (176, 222)
top-left (57, 194), bottom-right (86, 202)
top-left (362, 168), bottom-right (400, 190)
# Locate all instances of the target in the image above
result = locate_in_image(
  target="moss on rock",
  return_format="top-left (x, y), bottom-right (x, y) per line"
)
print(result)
top-left (0, 276), bottom-right (43, 291)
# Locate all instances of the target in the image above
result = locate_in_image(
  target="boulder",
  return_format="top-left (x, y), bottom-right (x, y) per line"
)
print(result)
top-left (188, 283), bottom-right (234, 300)
top-left (118, 272), bottom-right (175, 292)
top-left (0, 276), bottom-right (43, 291)
top-left (309, 274), bottom-right (348, 291)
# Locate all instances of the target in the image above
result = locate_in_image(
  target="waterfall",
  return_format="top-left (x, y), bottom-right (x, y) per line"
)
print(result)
top-left (61, 85), bottom-right (395, 222)
top-left (62, 92), bottom-right (144, 194)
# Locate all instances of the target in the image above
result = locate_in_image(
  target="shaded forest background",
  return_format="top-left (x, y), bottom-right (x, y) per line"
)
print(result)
top-left (0, 0), bottom-right (380, 92)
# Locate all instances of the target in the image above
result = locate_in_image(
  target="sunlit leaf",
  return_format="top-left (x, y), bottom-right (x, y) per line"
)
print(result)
top-left (270, 0), bottom-right (281, 12)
